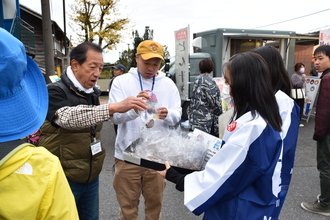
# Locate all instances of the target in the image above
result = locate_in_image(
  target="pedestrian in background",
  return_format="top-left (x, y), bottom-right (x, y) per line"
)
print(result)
top-left (291, 62), bottom-right (306, 127)
top-left (38, 42), bottom-right (147, 220)
top-left (109, 40), bottom-right (182, 220)
top-left (189, 58), bottom-right (222, 137)
top-left (109, 64), bottom-right (125, 92)
top-left (0, 27), bottom-right (78, 220)
top-left (109, 64), bottom-right (126, 134)
top-left (301, 45), bottom-right (330, 216)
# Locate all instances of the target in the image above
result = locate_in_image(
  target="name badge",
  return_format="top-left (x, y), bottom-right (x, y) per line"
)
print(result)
top-left (91, 139), bottom-right (102, 155)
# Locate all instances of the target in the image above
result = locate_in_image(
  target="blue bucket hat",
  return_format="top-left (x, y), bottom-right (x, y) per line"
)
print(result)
top-left (0, 28), bottom-right (48, 142)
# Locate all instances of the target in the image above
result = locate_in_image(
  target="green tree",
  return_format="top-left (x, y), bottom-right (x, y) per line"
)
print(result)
top-left (129, 30), bottom-right (143, 67)
top-left (163, 45), bottom-right (170, 60)
top-left (130, 26), bottom-right (154, 67)
top-left (100, 69), bottom-right (111, 78)
top-left (127, 26), bottom-right (170, 68)
top-left (117, 49), bottom-right (133, 72)
top-left (69, 0), bottom-right (129, 50)
top-left (143, 26), bottom-right (153, 40)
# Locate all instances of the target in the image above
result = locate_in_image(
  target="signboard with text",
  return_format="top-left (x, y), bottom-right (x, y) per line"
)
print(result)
top-left (319, 29), bottom-right (330, 46)
top-left (175, 26), bottom-right (190, 101)
top-left (304, 76), bottom-right (321, 122)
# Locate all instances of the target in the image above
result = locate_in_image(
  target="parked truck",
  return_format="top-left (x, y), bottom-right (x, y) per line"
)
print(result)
top-left (172, 27), bottom-right (318, 120)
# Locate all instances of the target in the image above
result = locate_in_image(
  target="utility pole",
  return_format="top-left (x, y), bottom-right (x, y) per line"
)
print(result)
top-left (143, 26), bottom-right (150, 40)
top-left (41, 0), bottom-right (55, 84)
top-left (62, 0), bottom-right (70, 71)
top-left (63, 0), bottom-right (67, 56)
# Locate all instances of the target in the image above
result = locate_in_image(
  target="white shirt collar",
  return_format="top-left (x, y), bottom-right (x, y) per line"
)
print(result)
top-left (66, 66), bottom-right (94, 94)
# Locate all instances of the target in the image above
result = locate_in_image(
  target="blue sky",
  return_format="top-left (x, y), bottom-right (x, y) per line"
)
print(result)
top-left (20, 0), bottom-right (330, 63)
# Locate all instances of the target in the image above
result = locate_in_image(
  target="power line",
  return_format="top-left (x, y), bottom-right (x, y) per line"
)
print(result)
top-left (307, 24), bottom-right (330, 33)
top-left (254, 8), bottom-right (330, 29)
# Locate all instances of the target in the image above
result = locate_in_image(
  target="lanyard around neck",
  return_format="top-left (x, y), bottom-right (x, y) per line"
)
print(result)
top-left (138, 70), bottom-right (155, 92)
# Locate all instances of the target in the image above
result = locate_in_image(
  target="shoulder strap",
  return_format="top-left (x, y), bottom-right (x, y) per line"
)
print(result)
top-left (50, 81), bottom-right (78, 105)
top-left (0, 139), bottom-right (27, 162)
top-left (53, 81), bottom-right (70, 93)
top-left (108, 77), bottom-right (115, 94)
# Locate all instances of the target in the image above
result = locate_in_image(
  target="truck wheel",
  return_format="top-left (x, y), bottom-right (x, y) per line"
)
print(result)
top-left (181, 101), bottom-right (190, 121)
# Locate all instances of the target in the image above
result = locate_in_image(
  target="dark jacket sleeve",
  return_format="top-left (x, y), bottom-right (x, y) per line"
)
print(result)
top-left (47, 86), bottom-right (71, 127)
top-left (314, 70), bottom-right (330, 141)
top-left (165, 167), bottom-right (187, 192)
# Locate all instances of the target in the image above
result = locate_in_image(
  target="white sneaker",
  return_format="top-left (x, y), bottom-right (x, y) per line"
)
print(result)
top-left (299, 124), bottom-right (304, 127)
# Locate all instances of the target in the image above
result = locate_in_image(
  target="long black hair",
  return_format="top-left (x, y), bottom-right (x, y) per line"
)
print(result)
top-left (226, 52), bottom-right (282, 131)
top-left (252, 45), bottom-right (292, 97)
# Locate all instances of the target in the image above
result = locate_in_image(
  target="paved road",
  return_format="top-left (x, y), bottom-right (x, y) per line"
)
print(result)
top-left (98, 109), bottom-right (326, 220)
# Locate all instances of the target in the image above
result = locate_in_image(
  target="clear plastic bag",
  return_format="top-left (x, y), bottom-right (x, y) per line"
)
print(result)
top-left (138, 92), bottom-right (160, 128)
top-left (133, 129), bottom-right (209, 170)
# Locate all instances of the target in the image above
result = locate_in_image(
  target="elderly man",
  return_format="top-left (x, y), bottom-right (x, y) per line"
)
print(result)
top-left (39, 42), bottom-right (147, 220)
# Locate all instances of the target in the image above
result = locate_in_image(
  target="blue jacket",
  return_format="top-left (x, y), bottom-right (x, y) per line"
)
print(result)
top-left (184, 91), bottom-right (300, 220)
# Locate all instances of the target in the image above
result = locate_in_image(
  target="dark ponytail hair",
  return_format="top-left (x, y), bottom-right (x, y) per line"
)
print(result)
top-left (227, 52), bottom-right (282, 131)
top-left (252, 45), bottom-right (292, 97)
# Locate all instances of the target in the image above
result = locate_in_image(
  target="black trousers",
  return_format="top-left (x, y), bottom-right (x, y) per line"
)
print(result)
top-left (294, 98), bottom-right (304, 120)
